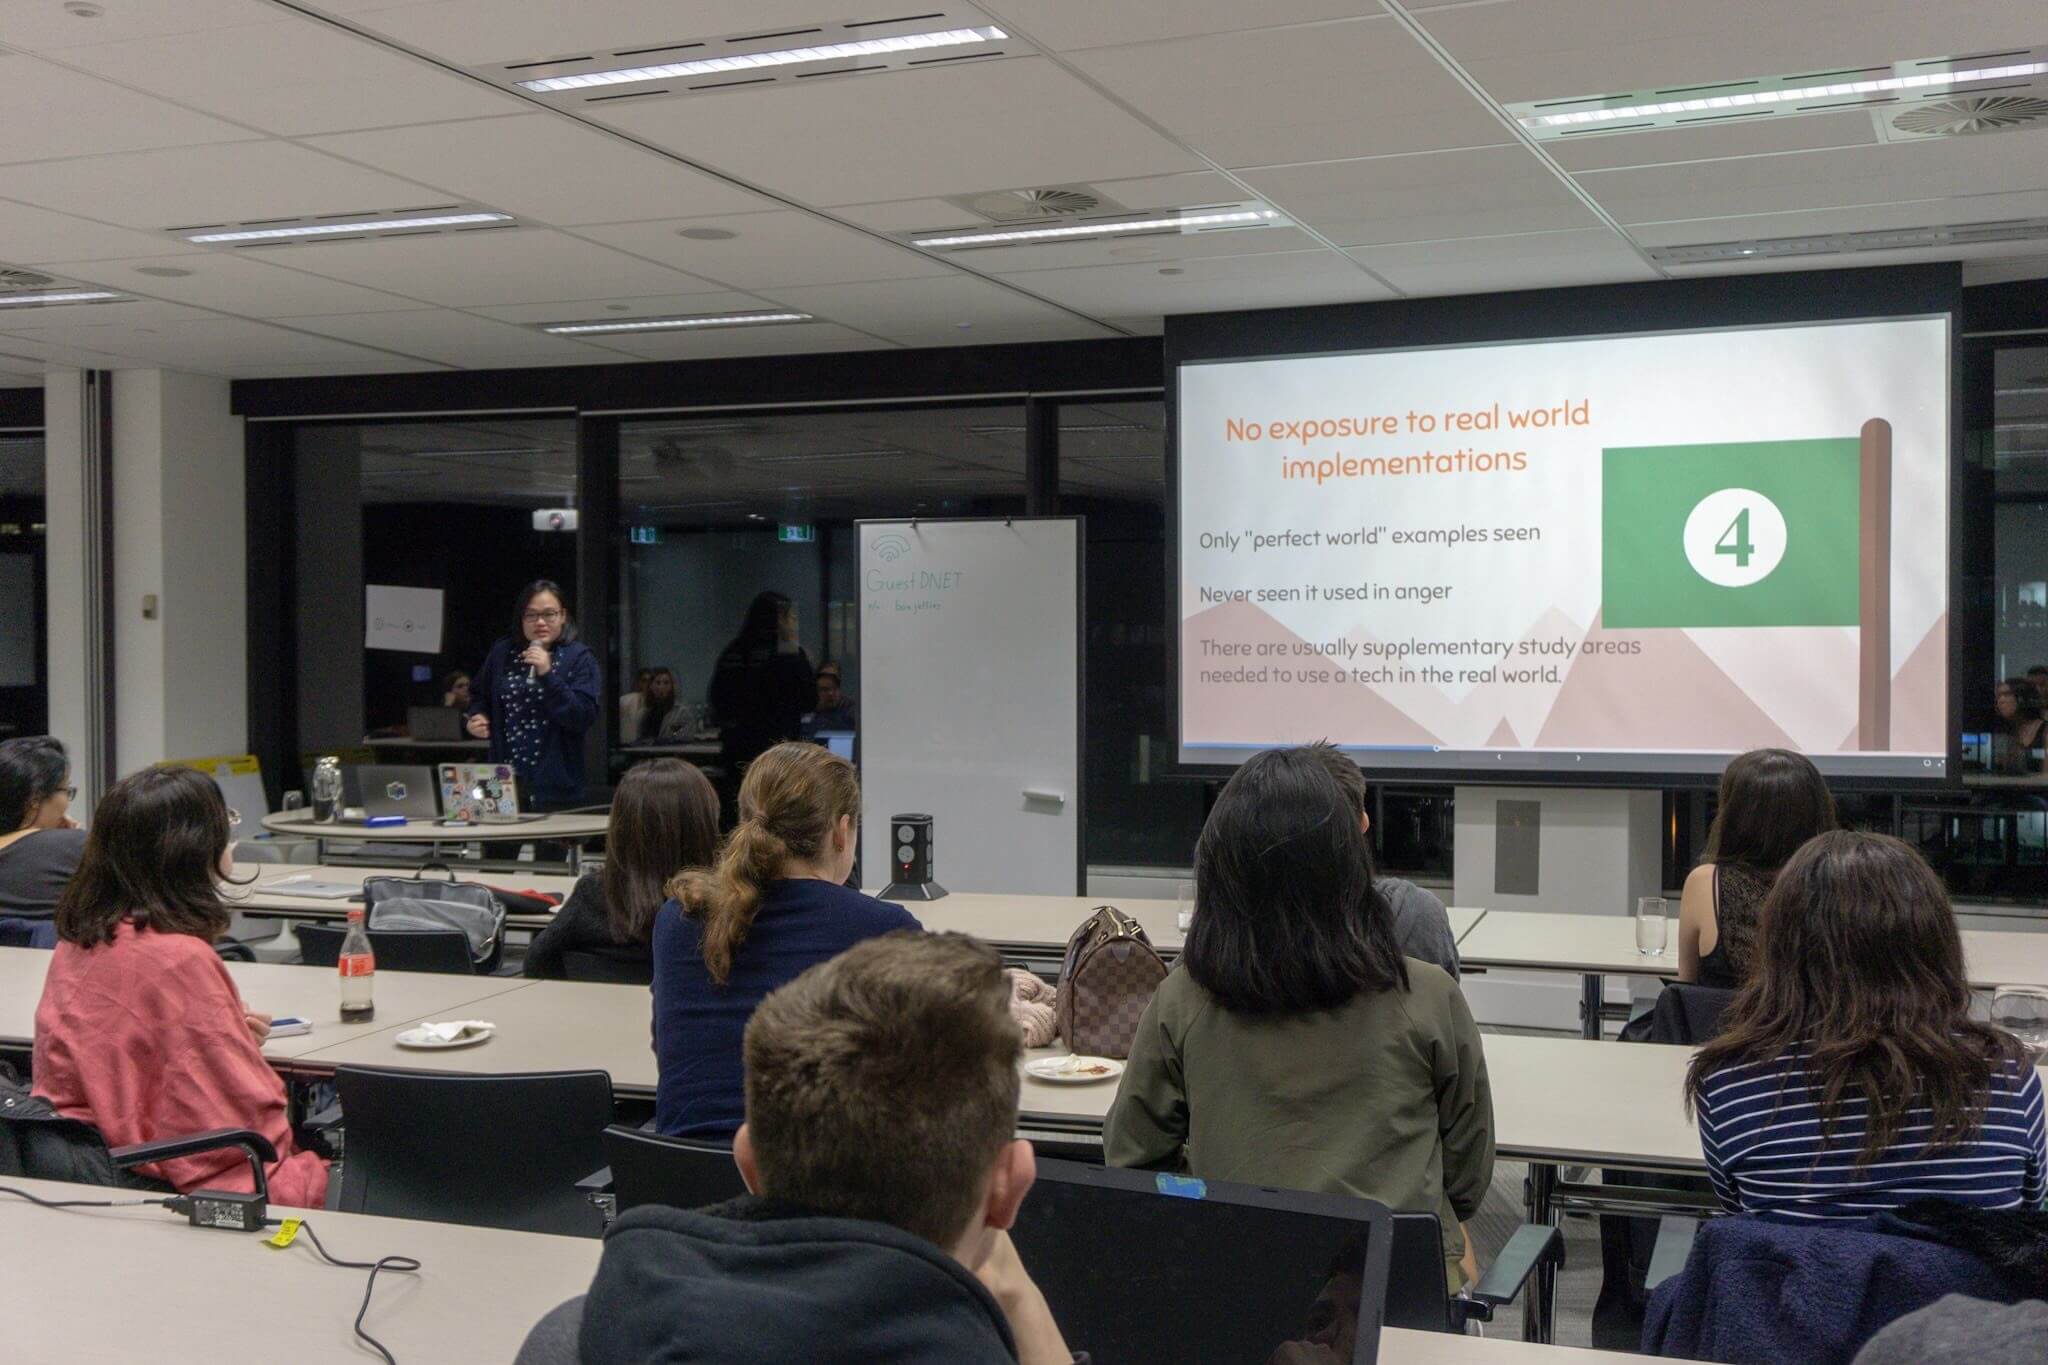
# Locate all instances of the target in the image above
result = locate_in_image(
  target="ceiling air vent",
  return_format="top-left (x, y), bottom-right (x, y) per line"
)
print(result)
top-left (953, 186), bottom-right (1117, 223)
top-left (1888, 94), bottom-right (2048, 137)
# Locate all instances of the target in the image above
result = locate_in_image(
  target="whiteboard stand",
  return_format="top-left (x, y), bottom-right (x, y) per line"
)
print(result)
top-left (857, 517), bottom-right (1085, 897)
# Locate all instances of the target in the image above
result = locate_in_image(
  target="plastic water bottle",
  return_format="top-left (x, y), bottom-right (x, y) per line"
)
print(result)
top-left (312, 756), bottom-right (343, 823)
top-left (339, 907), bottom-right (375, 1023)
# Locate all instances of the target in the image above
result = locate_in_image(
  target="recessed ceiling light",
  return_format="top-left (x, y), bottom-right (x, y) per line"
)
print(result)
top-left (135, 266), bottom-right (195, 278)
top-left (911, 208), bottom-right (1279, 250)
top-left (538, 309), bottom-right (813, 335)
top-left (1512, 50), bottom-right (2048, 137)
top-left (63, 2), bottom-right (104, 17)
top-left (182, 211), bottom-right (512, 244)
top-left (0, 289), bottom-right (125, 307)
top-left (516, 25), bottom-right (1007, 92)
top-left (1158, 267), bottom-right (1186, 276)
top-left (677, 226), bottom-right (739, 241)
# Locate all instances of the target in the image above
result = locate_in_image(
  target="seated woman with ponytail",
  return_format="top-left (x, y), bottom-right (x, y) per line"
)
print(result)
top-left (652, 741), bottom-right (921, 1136)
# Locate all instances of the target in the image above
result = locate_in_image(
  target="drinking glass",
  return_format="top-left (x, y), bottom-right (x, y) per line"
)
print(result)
top-left (1992, 986), bottom-right (2048, 1060)
top-left (281, 791), bottom-right (305, 813)
top-left (1636, 897), bottom-right (1669, 957)
top-left (1175, 880), bottom-right (1195, 933)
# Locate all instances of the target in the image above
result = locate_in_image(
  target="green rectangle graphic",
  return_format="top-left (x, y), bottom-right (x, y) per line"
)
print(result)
top-left (1601, 437), bottom-right (1861, 629)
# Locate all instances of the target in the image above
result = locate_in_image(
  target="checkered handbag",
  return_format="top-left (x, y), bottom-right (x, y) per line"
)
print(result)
top-left (1054, 905), bottom-right (1169, 1060)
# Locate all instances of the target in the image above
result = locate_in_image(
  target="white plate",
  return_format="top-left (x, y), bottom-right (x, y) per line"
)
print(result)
top-left (1024, 1054), bottom-right (1124, 1084)
top-left (394, 1025), bottom-right (495, 1050)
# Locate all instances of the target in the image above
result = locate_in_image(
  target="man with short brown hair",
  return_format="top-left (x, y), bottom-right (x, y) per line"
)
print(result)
top-left (567, 931), bottom-right (1077, 1364)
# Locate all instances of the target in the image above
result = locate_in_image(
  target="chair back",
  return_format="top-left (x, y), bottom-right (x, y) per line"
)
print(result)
top-left (603, 1125), bottom-right (748, 1213)
top-left (559, 950), bottom-right (654, 986)
top-left (1010, 1159), bottom-right (1393, 1365)
top-left (1383, 1212), bottom-right (1458, 1331)
top-left (1648, 983), bottom-right (1737, 1045)
top-left (295, 923), bottom-right (477, 974)
top-left (334, 1066), bottom-right (614, 1236)
top-left (0, 918), bottom-right (57, 949)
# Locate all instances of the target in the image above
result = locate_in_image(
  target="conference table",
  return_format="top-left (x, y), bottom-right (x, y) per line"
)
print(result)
top-left (225, 861), bottom-right (580, 931)
top-left (1458, 908), bottom-right (2048, 1037)
top-left (0, 1176), bottom-right (1663, 1365)
top-left (258, 808), bottom-right (611, 871)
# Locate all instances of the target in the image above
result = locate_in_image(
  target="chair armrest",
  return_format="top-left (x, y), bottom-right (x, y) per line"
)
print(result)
top-left (110, 1128), bottom-right (279, 1200)
top-left (576, 1165), bottom-right (614, 1196)
top-left (1646, 1216), bottom-right (1698, 1291)
top-left (1462, 1223), bottom-right (1565, 1318)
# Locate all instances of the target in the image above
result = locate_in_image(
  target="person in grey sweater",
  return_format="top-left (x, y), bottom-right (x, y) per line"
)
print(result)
top-left (1855, 1295), bottom-right (2048, 1365)
top-left (1304, 743), bottom-right (1461, 979)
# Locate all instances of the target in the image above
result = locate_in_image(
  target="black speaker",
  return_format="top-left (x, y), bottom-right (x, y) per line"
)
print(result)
top-left (879, 812), bottom-right (947, 902)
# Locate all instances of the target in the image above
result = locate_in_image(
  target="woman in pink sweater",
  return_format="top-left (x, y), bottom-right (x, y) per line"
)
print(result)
top-left (33, 766), bottom-right (328, 1208)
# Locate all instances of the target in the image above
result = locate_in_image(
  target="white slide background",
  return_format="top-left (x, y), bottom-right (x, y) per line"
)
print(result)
top-left (1177, 316), bottom-right (1949, 762)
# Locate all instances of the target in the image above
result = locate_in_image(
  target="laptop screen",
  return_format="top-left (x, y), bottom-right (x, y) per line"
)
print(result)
top-left (1009, 1161), bottom-right (1388, 1365)
top-left (814, 730), bottom-right (855, 762)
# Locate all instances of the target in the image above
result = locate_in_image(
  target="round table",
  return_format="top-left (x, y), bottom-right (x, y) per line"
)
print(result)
top-left (258, 809), bottom-right (610, 871)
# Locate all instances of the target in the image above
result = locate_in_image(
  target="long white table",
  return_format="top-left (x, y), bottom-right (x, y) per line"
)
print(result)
top-left (1459, 908), bottom-right (2048, 1037)
top-left (0, 1176), bottom-right (1663, 1365)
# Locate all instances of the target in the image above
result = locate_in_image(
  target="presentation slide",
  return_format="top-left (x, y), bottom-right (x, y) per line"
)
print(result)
top-left (1176, 316), bottom-right (1950, 778)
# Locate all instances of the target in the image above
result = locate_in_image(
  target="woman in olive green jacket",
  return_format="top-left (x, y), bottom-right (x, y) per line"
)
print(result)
top-left (1103, 746), bottom-right (1495, 1288)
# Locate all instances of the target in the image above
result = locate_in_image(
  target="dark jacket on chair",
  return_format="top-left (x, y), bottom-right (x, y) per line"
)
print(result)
top-left (0, 1066), bottom-right (153, 1188)
top-left (1644, 1212), bottom-right (2013, 1364)
top-left (576, 1197), bottom-right (1023, 1364)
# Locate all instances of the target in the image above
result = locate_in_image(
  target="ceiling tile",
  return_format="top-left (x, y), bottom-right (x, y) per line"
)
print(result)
top-left (0, 0), bottom-right (269, 52)
top-left (0, 141), bottom-right (448, 229)
top-left (343, 0), bottom-right (838, 67)
top-left (589, 57), bottom-right (1202, 206)
top-left (588, 320), bottom-right (889, 362)
top-left (84, 316), bottom-right (417, 370)
top-left (833, 170), bottom-right (1262, 237)
top-left (57, 19), bottom-right (525, 136)
top-left (306, 115), bottom-right (772, 226)
top-left (0, 298), bottom-right (220, 334)
top-left (577, 212), bottom-right (950, 289)
top-left (0, 54), bottom-right (257, 164)
top-left (940, 223), bottom-right (1325, 274)
top-left (467, 290), bottom-right (771, 325)
top-left (1625, 190), bottom-right (2048, 247)
top-left (1418, 0), bottom-right (2046, 106)
top-left (991, 249), bottom-right (1397, 316)
top-left (1346, 228), bottom-right (1658, 295)
top-left (0, 198), bottom-right (209, 265)
top-left (1242, 147), bottom-right (1597, 246)
top-left (981, 1), bottom-right (1379, 52)
top-left (767, 275), bottom-right (1112, 347)
top-left (1581, 136), bottom-right (2048, 226)
top-left (1067, 19), bottom-right (1510, 168)
top-left (204, 228), bottom-right (709, 307)
top-left (1547, 111), bottom-right (1879, 174)
top-left (43, 252), bottom-right (424, 316)
top-left (287, 309), bottom-right (628, 366)
top-left (214, 359), bottom-right (457, 378)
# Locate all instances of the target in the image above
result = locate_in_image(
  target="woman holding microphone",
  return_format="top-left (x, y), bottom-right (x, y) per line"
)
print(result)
top-left (465, 580), bottom-right (601, 809)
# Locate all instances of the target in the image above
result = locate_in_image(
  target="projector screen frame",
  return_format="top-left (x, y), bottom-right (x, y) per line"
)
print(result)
top-left (1163, 263), bottom-right (1966, 791)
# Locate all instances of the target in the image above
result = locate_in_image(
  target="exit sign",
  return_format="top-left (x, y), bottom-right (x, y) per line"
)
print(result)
top-left (778, 523), bottom-right (816, 543)
top-left (629, 526), bottom-right (660, 544)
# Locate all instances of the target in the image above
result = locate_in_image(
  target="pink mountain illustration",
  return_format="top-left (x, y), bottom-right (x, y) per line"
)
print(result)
top-left (1536, 612), bottom-right (1796, 750)
top-left (1182, 601), bottom-right (1442, 746)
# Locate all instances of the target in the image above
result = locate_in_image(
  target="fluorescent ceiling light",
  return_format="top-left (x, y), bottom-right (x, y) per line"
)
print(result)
top-left (913, 209), bottom-right (1276, 248)
top-left (542, 310), bottom-right (812, 335)
top-left (0, 289), bottom-right (123, 306)
top-left (1521, 58), bottom-right (2048, 129)
top-left (1648, 215), bottom-right (2048, 264)
top-left (184, 212), bottom-right (511, 243)
top-left (518, 25), bottom-right (1006, 92)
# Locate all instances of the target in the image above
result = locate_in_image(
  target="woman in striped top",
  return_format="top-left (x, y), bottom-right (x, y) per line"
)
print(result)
top-left (1686, 830), bottom-right (2046, 1222)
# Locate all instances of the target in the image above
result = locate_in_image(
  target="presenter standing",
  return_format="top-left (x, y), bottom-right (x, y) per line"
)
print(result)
top-left (709, 592), bottom-right (815, 797)
top-left (464, 580), bottom-right (601, 808)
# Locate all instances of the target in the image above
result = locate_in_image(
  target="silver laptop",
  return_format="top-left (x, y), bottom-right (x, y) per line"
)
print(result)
top-left (340, 764), bottom-right (440, 821)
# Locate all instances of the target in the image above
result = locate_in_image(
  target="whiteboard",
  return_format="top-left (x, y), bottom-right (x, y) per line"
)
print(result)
top-left (859, 518), bottom-right (1082, 896)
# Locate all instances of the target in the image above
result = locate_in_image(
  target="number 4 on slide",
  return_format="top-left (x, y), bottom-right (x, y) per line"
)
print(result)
top-left (1715, 508), bottom-right (1754, 568)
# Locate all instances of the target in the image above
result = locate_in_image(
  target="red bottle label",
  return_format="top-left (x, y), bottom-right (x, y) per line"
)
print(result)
top-left (339, 954), bottom-right (375, 977)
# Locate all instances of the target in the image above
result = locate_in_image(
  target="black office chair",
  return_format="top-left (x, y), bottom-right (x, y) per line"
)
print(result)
top-left (557, 950), bottom-right (654, 986)
top-left (333, 1066), bottom-right (614, 1236)
top-left (601, 1125), bottom-right (748, 1215)
top-left (0, 918), bottom-right (56, 949)
top-left (295, 923), bottom-right (476, 974)
top-left (1, 1068), bottom-right (279, 1192)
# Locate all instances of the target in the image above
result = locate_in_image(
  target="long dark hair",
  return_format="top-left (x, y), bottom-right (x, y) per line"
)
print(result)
top-left (1685, 831), bottom-right (2026, 1167)
top-left (1184, 746), bottom-right (1407, 1015)
top-left (2000, 676), bottom-right (2043, 725)
top-left (670, 742), bottom-right (858, 985)
top-left (0, 736), bottom-right (69, 831)
top-left (55, 767), bottom-right (234, 947)
top-left (1703, 748), bottom-right (1837, 875)
top-left (603, 759), bottom-right (718, 945)
top-left (512, 579), bottom-right (577, 644)
top-left (722, 591), bottom-right (790, 668)
top-left (642, 666), bottom-right (677, 734)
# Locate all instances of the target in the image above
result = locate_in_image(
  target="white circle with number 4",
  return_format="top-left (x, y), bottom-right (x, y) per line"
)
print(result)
top-left (1682, 488), bottom-right (1787, 588)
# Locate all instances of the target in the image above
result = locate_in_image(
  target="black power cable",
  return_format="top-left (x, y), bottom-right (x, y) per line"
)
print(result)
top-left (278, 1217), bottom-right (423, 1365)
top-left (0, 1184), bottom-right (174, 1212)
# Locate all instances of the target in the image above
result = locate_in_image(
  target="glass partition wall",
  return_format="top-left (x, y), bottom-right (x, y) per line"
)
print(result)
top-left (0, 429), bottom-right (47, 737)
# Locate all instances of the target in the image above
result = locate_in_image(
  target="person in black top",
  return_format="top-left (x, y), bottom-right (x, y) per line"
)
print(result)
top-left (523, 758), bottom-right (719, 983)
top-left (710, 591), bottom-right (816, 789)
top-left (0, 736), bottom-right (87, 923)
top-left (1678, 748), bottom-right (1837, 990)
